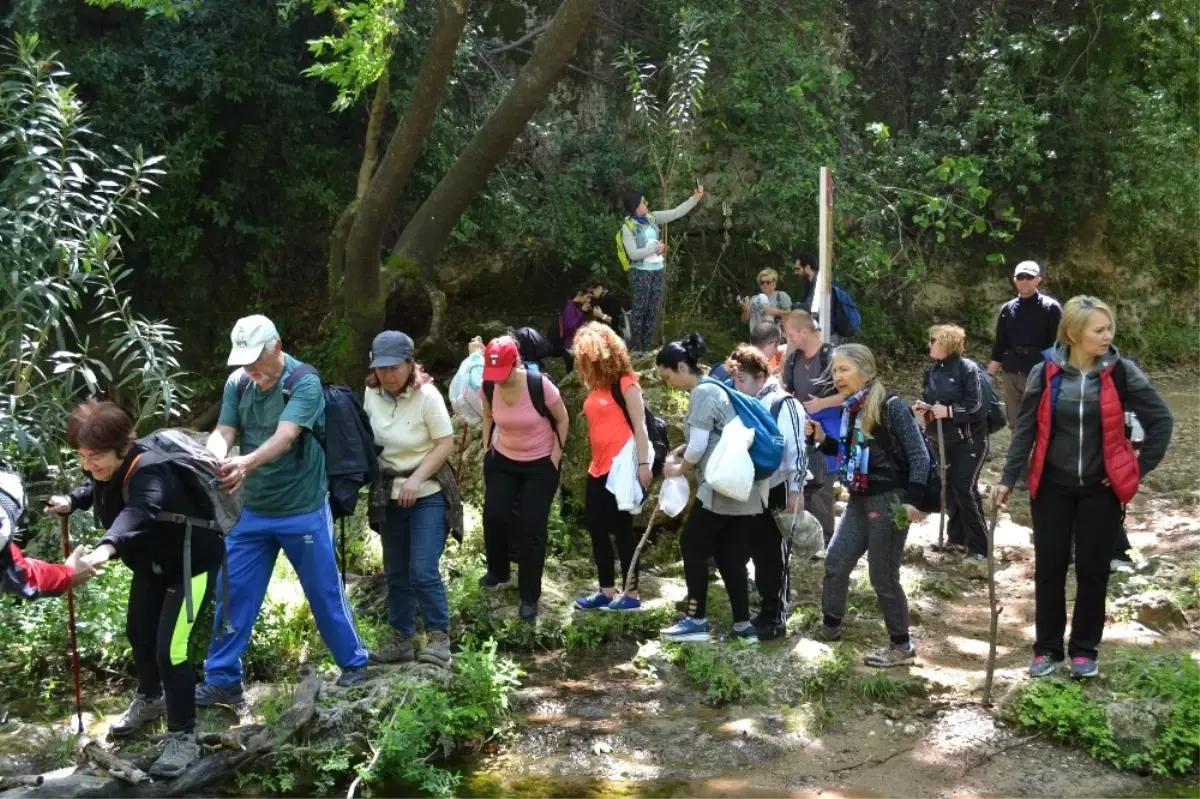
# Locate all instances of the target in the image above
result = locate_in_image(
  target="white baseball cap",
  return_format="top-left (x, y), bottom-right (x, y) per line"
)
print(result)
top-left (1013, 261), bottom-right (1041, 278)
top-left (227, 314), bottom-right (280, 366)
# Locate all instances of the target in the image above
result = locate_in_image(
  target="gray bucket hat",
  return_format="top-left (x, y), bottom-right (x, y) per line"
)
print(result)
top-left (369, 331), bottom-right (415, 369)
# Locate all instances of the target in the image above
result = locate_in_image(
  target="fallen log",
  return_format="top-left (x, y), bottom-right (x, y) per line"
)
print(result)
top-left (77, 740), bottom-right (148, 786)
top-left (1, 666), bottom-right (323, 799)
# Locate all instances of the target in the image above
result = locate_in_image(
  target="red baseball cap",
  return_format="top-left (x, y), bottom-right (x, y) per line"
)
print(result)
top-left (483, 336), bottom-right (520, 382)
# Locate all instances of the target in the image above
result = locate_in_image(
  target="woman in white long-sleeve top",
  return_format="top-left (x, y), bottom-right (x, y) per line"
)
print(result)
top-left (728, 344), bottom-right (808, 641)
top-left (620, 185), bottom-right (703, 351)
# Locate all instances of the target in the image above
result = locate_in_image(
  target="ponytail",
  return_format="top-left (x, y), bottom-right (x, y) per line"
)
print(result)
top-left (657, 332), bottom-right (708, 375)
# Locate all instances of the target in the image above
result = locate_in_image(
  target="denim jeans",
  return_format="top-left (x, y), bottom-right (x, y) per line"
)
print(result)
top-left (380, 493), bottom-right (450, 636)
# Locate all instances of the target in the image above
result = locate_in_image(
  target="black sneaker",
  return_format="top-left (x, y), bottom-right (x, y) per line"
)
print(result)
top-left (728, 623), bottom-right (759, 644)
top-left (478, 573), bottom-right (509, 589)
top-left (519, 601), bottom-right (538, 621)
top-left (756, 620), bottom-right (788, 641)
top-left (336, 665), bottom-right (369, 688)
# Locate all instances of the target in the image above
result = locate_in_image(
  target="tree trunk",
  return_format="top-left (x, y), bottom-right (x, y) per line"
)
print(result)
top-left (391, 0), bottom-right (602, 349)
top-left (340, 0), bottom-right (473, 376)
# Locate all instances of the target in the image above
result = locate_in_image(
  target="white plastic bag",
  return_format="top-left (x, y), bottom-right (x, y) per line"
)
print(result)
top-left (606, 437), bottom-right (645, 513)
top-left (704, 417), bottom-right (756, 501)
top-left (774, 510), bottom-right (824, 558)
top-left (657, 474), bottom-right (691, 518)
top-left (449, 352), bottom-right (484, 426)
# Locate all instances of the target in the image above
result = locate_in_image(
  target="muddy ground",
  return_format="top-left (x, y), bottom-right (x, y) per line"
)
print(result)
top-left (459, 371), bottom-right (1200, 798)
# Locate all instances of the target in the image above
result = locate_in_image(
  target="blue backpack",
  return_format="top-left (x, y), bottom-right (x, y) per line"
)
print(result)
top-left (700, 378), bottom-right (784, 481)
top-left (832, 284), bottom-right (862, 337)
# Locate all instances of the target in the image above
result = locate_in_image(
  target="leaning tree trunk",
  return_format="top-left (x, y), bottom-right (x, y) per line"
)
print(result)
top-left (389, 0), bottom-right (603, 352)
top-left (336, 0), bottom-right (473, 380)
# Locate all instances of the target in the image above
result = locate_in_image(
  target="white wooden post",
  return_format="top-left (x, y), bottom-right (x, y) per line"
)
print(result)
top-left (816, 167), bottom-right (834, 344)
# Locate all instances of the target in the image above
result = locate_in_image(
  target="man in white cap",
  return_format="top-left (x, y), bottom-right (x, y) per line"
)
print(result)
top-left (194, 315), bottom-right (369, 706)
top-left (987, 261), bottom-right (1062, 428)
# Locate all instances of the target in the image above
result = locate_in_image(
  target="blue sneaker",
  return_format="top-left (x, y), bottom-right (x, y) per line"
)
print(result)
top-left (575, 591), bottom-right (614, 610)
top-left (602, 594), bottom-right (642, 611)
top-left (194, 681), bottom-right (244, 707)
top-left (660, 616), bottom-right (710, 642)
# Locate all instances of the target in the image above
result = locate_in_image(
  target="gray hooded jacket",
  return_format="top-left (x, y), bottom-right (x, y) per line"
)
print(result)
top-left (1001, 344), bottom-right (1173, 489)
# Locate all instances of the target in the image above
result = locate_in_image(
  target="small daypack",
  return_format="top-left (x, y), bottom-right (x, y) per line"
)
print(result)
top-left (831, 284), bottom-right (862, 337)
top-left (123, 429), bottom-right (239, 633)
top-left (611, 381), bottom-right (669, 476)
top-left (237, 365), bottom-right (380, 520)
top-left (874, 395), bottom-right (942, 514)
top-left (964, 359), bottom-right (1007, 434)
top-left (616, 214), bottom-right (655, 271)
top-left (701, 378), bottom-right (784, 481)
top-left (483, 367), bottom-right (564, 451)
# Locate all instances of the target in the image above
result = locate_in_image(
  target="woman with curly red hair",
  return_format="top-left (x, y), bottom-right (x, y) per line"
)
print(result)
top-left (572, 323), bottom-right (654, 611)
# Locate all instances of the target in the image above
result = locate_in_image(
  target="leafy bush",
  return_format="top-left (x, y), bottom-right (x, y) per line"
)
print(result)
top-left (1017, 647), bottom-right (1200, 776)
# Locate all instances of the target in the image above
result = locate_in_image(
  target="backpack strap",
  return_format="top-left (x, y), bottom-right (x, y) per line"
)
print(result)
top-left (611, 381), bottom-right (634, 432)
top-left (782, 350), bottom-right (800, 393)
top-left (528, 370), bottom-right (565, 451)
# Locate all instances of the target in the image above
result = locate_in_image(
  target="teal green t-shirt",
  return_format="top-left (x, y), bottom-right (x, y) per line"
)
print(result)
top-left (218, 356), bottom-right (327, 516)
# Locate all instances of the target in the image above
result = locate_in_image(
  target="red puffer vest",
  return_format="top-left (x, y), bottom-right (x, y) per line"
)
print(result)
top-left (1027, 361), bottom-right (1140, 504)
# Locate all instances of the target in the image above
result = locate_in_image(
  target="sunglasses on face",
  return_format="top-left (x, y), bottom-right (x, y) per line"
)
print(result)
top-left (759, 279), bottom-right (775, 286)
top-left (929, 338), bottom-right (937, 345)
top-left (1015, 274), bottom-right (1037, 281)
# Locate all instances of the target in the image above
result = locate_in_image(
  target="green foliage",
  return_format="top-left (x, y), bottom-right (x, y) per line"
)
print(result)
top-left (663, 641), bottom-right (767, 704)
top-left (0, 35), bottom-right (187, 464)
top-left (363, 638), bottom-right (523, 798)
top-left (855, 672), bottom-right (907, 704)
top-left (288, 0), bottom-right (405, 111)
top-left (562, 605), bottom-right (677, 651)
top-left (1016, 647), bottom-right (1200, 776)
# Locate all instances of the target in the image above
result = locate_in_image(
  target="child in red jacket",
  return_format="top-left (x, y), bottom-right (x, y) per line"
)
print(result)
top-left (1, 469), bottom-right (91, 599)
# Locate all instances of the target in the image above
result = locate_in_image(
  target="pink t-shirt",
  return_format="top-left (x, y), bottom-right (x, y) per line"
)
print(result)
top-left (484, 375), bottom-right (563, 461)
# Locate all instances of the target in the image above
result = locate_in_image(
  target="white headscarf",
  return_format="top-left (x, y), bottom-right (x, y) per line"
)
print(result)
top-left (0, 470), bottom-right (26, 550)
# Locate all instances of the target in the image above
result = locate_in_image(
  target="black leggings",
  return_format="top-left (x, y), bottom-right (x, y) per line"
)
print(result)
top-left (682, 504), bottom-right (751, 622)
top-left (748, 484), bottom-right (791, 626)
top-left (483, 451), bottom-right (560, 603)
top-left (940, 436), bottom-right (989, 556)
top-left (127, 568), bottom-right (214, 732)
top-left (585, 473), bottom-right (639, 592)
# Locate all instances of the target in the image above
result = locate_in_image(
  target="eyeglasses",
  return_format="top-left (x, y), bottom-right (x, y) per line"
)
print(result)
top-left (759, 279), bottom-right (775, 286)
top-left (1014, 274), bottom-right (1037, 281)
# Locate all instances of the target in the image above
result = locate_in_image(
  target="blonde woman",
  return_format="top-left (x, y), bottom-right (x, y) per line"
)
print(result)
top-left (740, 268), bottom-right (793, 332)
top-left (913, 324), bottom-right (989, 559)
top-left (993, 296), bottom-right (1172, 679)
top-left (808, 344), bottom-right (929, 667)
top-left (571, 323), bottom-right (654, 611)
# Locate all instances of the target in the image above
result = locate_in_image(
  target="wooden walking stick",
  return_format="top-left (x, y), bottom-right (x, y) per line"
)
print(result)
top-left (617, 496), bottom-right (659, 603)
top-left (936, 417), bottom-right (948, 551)
top-left (981, 501), bottom-right (1003, 707)
top-left (59, 516), bottom-right (85, 734)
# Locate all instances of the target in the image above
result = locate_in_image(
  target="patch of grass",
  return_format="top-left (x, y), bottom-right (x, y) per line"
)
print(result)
top-left (662, 642), bottom-right (767, 705)
top-left (1016, 646), bottom-right (1199, 776)
top-left (562, 605), bottom-right (676, 650)
top-left (855, 671), bottom-right (908, 704)
top-left (919, 574), bottom-right (963, 600)
top-left (793, 644), bottom-right (851, 703)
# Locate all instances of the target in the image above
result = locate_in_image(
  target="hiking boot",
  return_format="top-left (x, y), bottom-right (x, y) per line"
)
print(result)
top-left (601, 594), bottom-right (641, 611)
top-left (194, 682), bottom-right (244, 708)
top-left (478, 573), bottom-right (509, 590)
top-left (575, 591), bottom-right (614, 610)
top-left (336, 665), bottom-right (370, 688)
top-left (817, 623), bottom-right (843, 642)
top-left (110, 694), bottom-right (166, 738)
top-left (369, 630), bottom-right (415, 664)
top-left (1069, 657), bottom-right (1099, 679)
top-left (418, 630), bottom-right (453, 668)
top-left (148, 731), bottom-right (200, 779)
top-left (660, 616), bottom-right (710, 643)
top-left (1028, 654), bottom-right (1064, 678)
top-left (728, 622), bottom-right (759, 645)
top-left (519, 601), bottom-right (539, 621)
top-left (865, 643), bottom-right (916, 668)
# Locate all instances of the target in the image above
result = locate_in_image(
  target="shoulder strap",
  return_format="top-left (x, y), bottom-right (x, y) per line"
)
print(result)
top-left (121, 453), bottom-right (146, 505)
top-left (527, 370), bottom-right (549, 419)
top-left (770, 393), bottom-right (789, 421)
top-left (483, 381), bottom-right (494, 407)
top-left (283, 363), bottom-right (319, 398)
top-left (611, 381), bottom-right (635, 432)
top-left (236, 372), bottom-right (252, 401)
top-left (1112, 359), bottom-right (1129, 407)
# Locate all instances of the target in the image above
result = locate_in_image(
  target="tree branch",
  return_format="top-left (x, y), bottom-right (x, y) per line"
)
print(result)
top-left (355, 72), bottom-right (392, 201)
top-left (486, 21), bottom-right (551, 55)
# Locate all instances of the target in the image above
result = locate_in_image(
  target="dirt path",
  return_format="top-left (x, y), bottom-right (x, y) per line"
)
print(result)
top-left (461, 376), bottom-right (1200, 798)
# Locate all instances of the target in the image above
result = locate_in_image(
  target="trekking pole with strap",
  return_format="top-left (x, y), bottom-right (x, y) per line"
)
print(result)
top-left (981, 501), bottom-right (1002, 707)
top-left (936, 418), bottom-right (947, 550)
top-left (58, 516), bottom-right (85, 735)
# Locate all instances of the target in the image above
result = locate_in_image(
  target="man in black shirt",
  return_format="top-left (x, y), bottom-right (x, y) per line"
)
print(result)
top-left (987, 261), bottom-right (1062, 428)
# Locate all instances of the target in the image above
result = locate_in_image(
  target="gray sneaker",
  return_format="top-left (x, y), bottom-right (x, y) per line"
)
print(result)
top-left (110, 694), bottom-right (166, 738)
top-left (336, 665), bottom-right (370, 688)
top-left (1028, 654), bottom-right (1064, 678)
top-left (1069, 656), bottom-right (1099, 679)
top-left (865, 643), bottom-right (917, 668)
top-left (418, 630), bottom-right (453, 669)
top-left (194, 681), bottom-right (245, 708)
top-left (369, 630), bottom-right (415, 664)
top-left (149, 731), bottom-right (200, 778)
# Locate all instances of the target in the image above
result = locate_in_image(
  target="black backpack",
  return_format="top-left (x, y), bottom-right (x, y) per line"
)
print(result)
top-left (611, 381), bottom-right (669, 477)
top-left (482, 365), bottom-right (564, 451)
top-left (964, 358), bottom-right (1007, 434)
top-left (237, 364), bottom-right (380, 520)
top-left (874, 395), bottom-right (943, 514)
